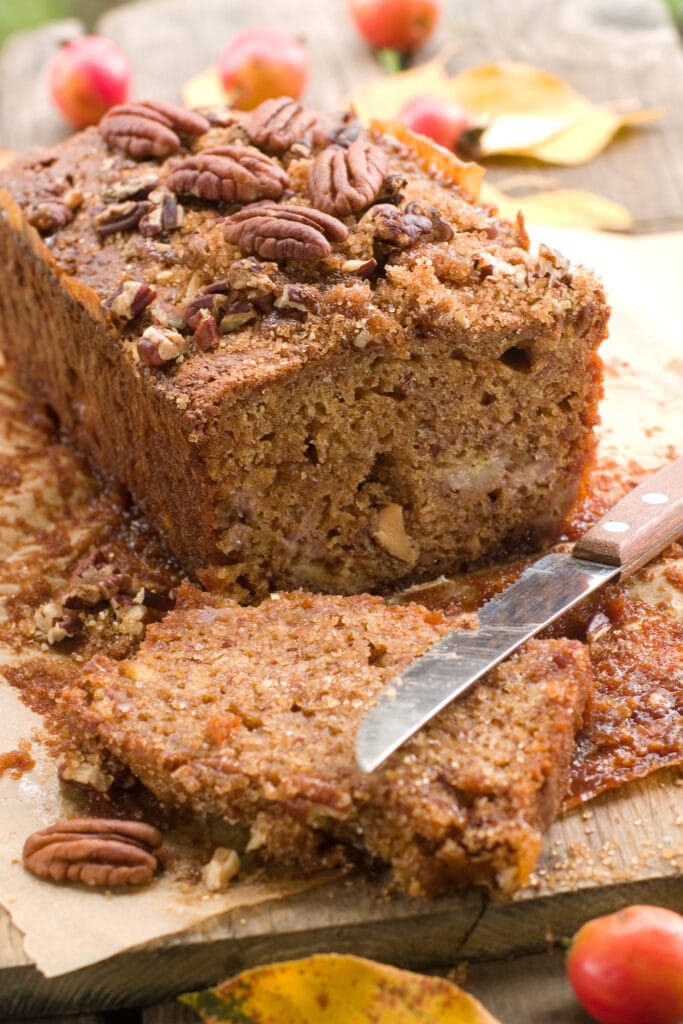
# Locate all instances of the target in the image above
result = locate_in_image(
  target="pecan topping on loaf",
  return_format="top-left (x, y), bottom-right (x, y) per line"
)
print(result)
top-left (139, 189), bottom-right (184, 236)
top-left (138, 325), bottom-right (188, 366)
top-left (364, 202), bottom-right (453, 250)
top-left (224, 201), bottom-right (348, 260)
top-left (167, 145), bottom-right (289, 203)
top-left (99, 100), bottom-right (210, 159)
top-left (110, 280), bottom-right (157, 321)
top-left (246, 97), bottom-right (324, 155)
top-left (94, 199), bottom-right (152, 236)
top-left (23, 818), bottom-right (162, 887)
top-left (309, 139), bottom-right (388, 217)
top-left (26, 200), bottom-right (74, 233)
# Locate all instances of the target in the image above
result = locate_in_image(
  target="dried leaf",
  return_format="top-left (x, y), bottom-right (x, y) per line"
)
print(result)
top-left (182, 65), bottom-right (230, 109)
top-left (370, 119), bottom-right (485, 200)
top-left (180, 953), bottom-right (503, 1024)
top-left (482, 182), bottom-right (633, 231)
top-left (348, 57), bottom-right (663, 165)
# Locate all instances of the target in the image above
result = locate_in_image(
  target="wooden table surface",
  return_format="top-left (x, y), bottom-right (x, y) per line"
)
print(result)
top-left (0, 0), bottom-right (681, 1021)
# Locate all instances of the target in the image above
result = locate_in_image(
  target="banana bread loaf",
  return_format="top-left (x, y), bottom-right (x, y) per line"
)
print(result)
top-left (63, 584), bottom-right (593, 897)
top-left (0, 98), bottom-right (608, 597)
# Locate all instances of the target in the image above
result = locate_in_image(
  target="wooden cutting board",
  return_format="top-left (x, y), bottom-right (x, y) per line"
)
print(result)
top-left (0, 0), bottom-right (681, 1017)
top-left (0, 769), bottom-right (680, 1016)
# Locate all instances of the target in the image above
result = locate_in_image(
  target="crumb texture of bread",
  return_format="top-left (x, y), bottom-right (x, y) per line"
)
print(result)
top-left (64, 585), bottom-right (593, 896)
top-left (0, 101), bottom-right (608, 597)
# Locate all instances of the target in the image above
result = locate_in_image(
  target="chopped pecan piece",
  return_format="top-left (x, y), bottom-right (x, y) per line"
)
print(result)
top-left (404, 201), bottom-right (454, 242)
top-left (168, 145), bottom-right (288, 203)
top-left (274, 283), bottom-right (318, 314)
top-left (219, 300), bottom-right (257, 333)
top-left (94, 200), bottom-right (152, 236)
top-left (224, 201), bottom-right (348, 260)
top-left (110, 280), bottom-right (157, 321)
top-left (309, 139), bottom-right (388, 217)
top-left (23, 818), bottom-right (162, 887)
top-left (535, 243), bottom-right (572, 285)
top-left (327, 112), bottom-right (363, 148)
top-left (341, 257), bottom-right (378, 278)
top-left (99, 100), bottom-right (210, 159)
top-left (101, 172), bottom-right (159, 202)
top-left (27, 200), bottom-right (73, 233)
top-left (246, 97), bottom-right (324, 155)
top-left (193, 309), bottom-right (221, 350)
top-left (139, 190), bottom-right (184, 236)
top-left (363, 203), bottom-right (435, 250)
top-left (137, 326), bottom-right (188, 366)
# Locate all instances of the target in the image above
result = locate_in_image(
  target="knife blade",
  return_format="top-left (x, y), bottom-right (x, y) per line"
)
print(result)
top-left (356, 454), bottom-right (683, 773)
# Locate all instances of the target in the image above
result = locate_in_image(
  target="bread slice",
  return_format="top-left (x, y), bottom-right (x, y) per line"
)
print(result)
top-left (63, 584), bottom-right (593, 896)
top-left (0, 99), bottom-right (607, 597)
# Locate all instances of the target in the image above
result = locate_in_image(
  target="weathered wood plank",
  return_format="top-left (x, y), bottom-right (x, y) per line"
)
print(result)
top-left (12, 1017), bottom-right (105, 1024)
top-left (0, 768), bottom-right (680, 1017)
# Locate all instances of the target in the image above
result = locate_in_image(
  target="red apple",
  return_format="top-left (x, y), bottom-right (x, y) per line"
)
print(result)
top-left (566, 905), bottom-right (683, 1024)
top-left (48, 35), bottom-right (132, 129)
top-left (347, 0), bottom-right (441, 53)
top-left (398, 94), bottom-right (471, 151)
top-left (218, 28), bottom-right (309, 111)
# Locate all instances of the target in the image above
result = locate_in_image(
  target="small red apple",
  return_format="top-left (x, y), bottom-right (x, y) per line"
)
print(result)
top-left (347, 0), bottom-right (441, 53)
top-left (48, 35), bottom-right (132, 129)
top-left (398, 94), bottom-right (471, 151)
top-left (566, 904), bottom-right (683, 1024)
top-left (218, 28), bottom-right (309, 111)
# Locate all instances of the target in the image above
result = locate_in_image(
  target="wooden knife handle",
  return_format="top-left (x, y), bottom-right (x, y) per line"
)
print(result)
top-left (572, 455), bottom-right (683, 577)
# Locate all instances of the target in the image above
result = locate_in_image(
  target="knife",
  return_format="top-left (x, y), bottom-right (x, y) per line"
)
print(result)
top-left (356, 455), bottom-right (683, 773)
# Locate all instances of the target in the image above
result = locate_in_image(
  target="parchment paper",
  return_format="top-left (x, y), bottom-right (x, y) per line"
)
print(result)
top-left (0, 227), bottom-right (681, 979)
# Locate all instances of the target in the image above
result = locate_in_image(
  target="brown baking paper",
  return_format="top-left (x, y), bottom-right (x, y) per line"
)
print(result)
top-left (0, 227), bottom-right (681, 979)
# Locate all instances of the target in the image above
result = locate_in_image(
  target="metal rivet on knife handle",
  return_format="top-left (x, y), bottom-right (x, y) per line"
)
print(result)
top-left (572, 454), bottom-right (683, 577)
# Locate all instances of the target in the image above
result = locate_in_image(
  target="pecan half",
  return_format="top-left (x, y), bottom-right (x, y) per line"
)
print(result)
top-left (168, 145), bottom-right (288, 203)
top-left (23, 818), bottom-right (162, 887)
top-left (137, 326), bottom-right (188, 366)
top-left (99, 100), bottom-right (210, 159)
top-left (27, 201), bottom-right (73, 233)
top-left (309, 140), bottom-right (388, 217)
top-left (246, 97), bottom-right (324, 155)
top-left (224, 201), bottom-right (348, 260)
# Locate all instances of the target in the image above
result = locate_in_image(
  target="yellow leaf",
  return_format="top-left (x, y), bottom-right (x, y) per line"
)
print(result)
top-left (180, 953), bottom-right (503, 1024)
top-left (182, 65), bottom-right (230, 109)
top-left (370, 119), bottom-right (485, 201)
top-left (347, 57), bottom-right (663, 165)
top-left (514, 106), bottom-right (664, 165)
top-left (482, 182), bottom-right (633, 232)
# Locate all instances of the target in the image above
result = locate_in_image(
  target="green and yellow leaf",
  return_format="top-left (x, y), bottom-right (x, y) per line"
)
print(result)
top-left (180, 953), bottom-right (503, 1024)
top-left (348, 57), bottom-right (663, 165)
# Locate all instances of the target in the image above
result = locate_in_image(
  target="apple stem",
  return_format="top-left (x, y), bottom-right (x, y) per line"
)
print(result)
top-left (375, 47), bottom-right (404, 74)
